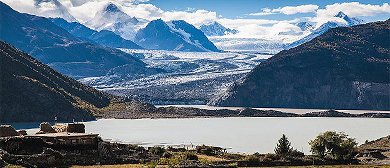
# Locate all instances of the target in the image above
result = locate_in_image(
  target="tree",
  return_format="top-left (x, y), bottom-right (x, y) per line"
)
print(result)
top-left (309, 131), bottom-right (357, 161)
top-left (275, 134), bottom-right (293, 157)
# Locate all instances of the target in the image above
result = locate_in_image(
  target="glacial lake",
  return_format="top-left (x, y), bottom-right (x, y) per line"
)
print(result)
top-left (16, 117), bottom-right (390, 154)
top-left (29, 117), bottom-right (389, 154)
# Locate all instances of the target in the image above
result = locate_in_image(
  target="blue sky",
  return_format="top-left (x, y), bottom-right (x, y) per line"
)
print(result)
top-left (148, 0), bottom-right (390, 22)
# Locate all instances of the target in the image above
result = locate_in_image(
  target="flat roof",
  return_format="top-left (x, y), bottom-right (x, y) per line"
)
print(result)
top-left (27, 132), bottom-right (99, 138)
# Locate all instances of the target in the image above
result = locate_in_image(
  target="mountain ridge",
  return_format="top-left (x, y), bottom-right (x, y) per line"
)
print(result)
top-left (134, 19), bottom-right (220, 52)
top-left (50, 17), bottom-right (143, 49)
top-left (200, 21), bottom-right (238, 36)
top-left (288, 11), bottom-right (364, 49)
top-left (0, 2), bottom-right (149, 78)
top-left (209, 19), bottom-right (390, 110)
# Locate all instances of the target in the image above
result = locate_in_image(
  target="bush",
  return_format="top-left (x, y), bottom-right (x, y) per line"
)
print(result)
top-left (162, 152), bottom-right (173, 158)
top-left (309, 131), bottom-right (357, 161)
top-left (167, 146), bottom-right (186, 152)
top-left (149, 146), bottom-right (166, 156)
top-left (290, 149), bottom-right (305, 157)
top-left (264, 153), bottom-right (280, 161)
top-left (183, 152), bottom-right (198, 160)
top-left (244, 154), bottom-right (261, 167)
top-left (196, 145), bottom-right (222, 156)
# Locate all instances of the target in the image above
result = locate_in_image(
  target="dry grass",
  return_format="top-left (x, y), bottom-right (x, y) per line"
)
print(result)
top-left (251, 165), bottom-right (390, 168)
top-left (71, 164), bottom-right (144, 168)
top-left (69, 164), bottom-right (390, 168)
top-left (197, 154), bottom-right (227, 162)
top-left (4, 166), bottom-right (25, 168)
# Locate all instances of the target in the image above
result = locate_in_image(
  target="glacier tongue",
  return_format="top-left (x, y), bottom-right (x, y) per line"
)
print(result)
top-left (80, 49), bottom-right (272, 105)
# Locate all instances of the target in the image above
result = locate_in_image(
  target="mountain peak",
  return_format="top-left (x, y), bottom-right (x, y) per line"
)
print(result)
top-left (210, 21), bottom-right (222, 26)
top-left (335, 11), bottom-right (347, 18)
top-left (135, 19), bottom-right (219, 52)
top-left (150, 18), bottom-right (166, 25)
top-left (296, 22), bottom-right (313, 31)
top-left (200, 21), bottom-right (238, 36)
top-left (105, 3), bottom-right (121, 13)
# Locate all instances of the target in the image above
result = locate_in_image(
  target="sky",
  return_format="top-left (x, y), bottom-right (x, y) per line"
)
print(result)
top-left (149, 0), bottom-right (390, 20)
top-left (1, 0), bottom-right (390, 40)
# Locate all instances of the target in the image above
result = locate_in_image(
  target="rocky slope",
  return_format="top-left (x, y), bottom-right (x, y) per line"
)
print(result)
top-left (209, 20), bottom-right (390, 110)
top-left (134, 19), bottom-right (220, 52)
top-left (0, 2), bottom-right (148, 78)
top-left (0, 41), bottom-right (113, 122)
top-left (50, 18), bottom-right (142, 49)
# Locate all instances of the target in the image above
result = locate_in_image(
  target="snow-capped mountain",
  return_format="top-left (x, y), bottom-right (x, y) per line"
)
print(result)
top-left (288, 11), bottom-right (364, 49)
top-left (86, 3), bottom-right (146, 40)
top-left (50, 18), bottom-right (142, 49)
top-left (334, 11), bottom-right (364, 26)
top-left (30, 0), bottom-right (77, 22)
top-left (295, 22), bottom-right (314, 31)
top-left (200, 21), bottom-right (238, 36)
top-left (134, 19), bottom-right (220, 52)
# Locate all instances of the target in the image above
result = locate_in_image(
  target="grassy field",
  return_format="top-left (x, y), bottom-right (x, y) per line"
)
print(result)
top-left (71, 164), bottom-right (144, 168)
top-left (4, 164), bottom-right (390, 168)
top-left (67, 164), bottom-right (390, 168)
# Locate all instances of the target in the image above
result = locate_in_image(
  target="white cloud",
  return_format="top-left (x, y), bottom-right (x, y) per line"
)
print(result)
top-left (249, 8), bottom-right (275, 16)
top-left (273, 4), bottom-right (318, 15)
top-left (123, 3), bottom-right (164, 20)
top-left (1, 0), bottom-right (36, 14)
top-left (163, 10), bottom-right (217, 26)
top-left (249, 5), bottom-right (318, 16)
top-left (217, 18), bottom-right (302, 40)
top-left (62, 0), bottom-right (108, 22)
top-left (311, 2), bottom-right (390, 27)
top-left (1, 0), bottom-right (77, 21)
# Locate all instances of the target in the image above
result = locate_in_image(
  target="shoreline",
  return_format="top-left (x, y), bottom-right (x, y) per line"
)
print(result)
top-left (100, 106), bottom-right (390, 119)
top-left (156, 105), bottom-right (390, 114)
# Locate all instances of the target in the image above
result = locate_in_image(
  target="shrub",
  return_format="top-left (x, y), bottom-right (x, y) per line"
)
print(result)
top-left (183, 152), bottom-right (198, 160)
top-left (167, 146), bottom-right (186, 152)
top-left (149, 146), bottom-right (166, 156)
top-left (196, 145), bottom-right (222, 156)
top-left (162, 152), bottom-right (173, 158)
top-left (290, 149), bottom-right (305, 157)
top-left (244, 154), bottom-right (261, 167)
top-left (264, 153), bottom-right (280, 161)
top-left (309, 131), bottom-right (358, 161)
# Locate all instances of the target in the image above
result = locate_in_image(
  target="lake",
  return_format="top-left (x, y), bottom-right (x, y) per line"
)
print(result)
top-left (14, 116), bottom-right (390, 154)
top-left (77, 117), bottom-right (390, 154)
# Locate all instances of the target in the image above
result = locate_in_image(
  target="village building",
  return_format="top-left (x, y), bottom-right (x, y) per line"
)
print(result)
top-left (0, 122), bottom-right (99, 146)
top-left (27, 122), bottom-right (99, 146)
top-left (28, 132), bottom-right (99, 145)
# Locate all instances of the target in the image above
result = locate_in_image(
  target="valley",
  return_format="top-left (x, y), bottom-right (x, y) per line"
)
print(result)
top-left (80, 50), bottom-right (270, 104)
top-left (0, 0), bottom-right (389, 167)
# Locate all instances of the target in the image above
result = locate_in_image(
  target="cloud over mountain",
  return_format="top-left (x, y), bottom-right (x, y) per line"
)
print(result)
top-left (1, 0), bottom-right (389, 41)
